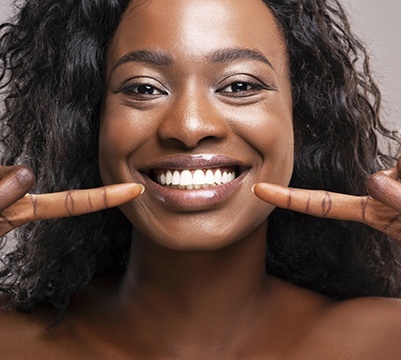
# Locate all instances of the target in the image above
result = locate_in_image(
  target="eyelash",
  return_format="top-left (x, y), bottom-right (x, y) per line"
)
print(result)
top-left (115, 77), bottom-right (274, 100)
top-left (217, 81), bottom-right (269, 96)
top-left (118, 83), bottom-right (167, 98)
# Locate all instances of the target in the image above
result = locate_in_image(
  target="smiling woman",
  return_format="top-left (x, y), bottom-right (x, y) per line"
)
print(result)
top-left (99, 0), bottom-right (293, 252)
top-left (0, 0), bottom-right (401, 358)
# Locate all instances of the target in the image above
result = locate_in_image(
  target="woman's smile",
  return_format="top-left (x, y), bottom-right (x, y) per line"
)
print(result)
top-left (136, 154), bottom-right (250, 210)
top-left (99, 0), bottom-right (294, 250)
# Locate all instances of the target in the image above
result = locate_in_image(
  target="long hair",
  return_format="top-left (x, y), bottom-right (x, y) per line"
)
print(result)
top-left (0, 0), bottom-right (400, 317)
top-left (265, 0), bottom-right (401, 298)
top-left (0, 0), bottom-right (132, 314)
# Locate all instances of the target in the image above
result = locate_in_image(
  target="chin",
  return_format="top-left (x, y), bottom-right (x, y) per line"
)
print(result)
top-left (129, 207), bottom-right (271, 253)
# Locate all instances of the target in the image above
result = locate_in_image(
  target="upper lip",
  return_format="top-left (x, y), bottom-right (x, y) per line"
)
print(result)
top-left (138, 154), bottom-right (250, 174)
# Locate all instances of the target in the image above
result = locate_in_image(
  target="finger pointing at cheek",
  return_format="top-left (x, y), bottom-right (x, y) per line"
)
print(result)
top-left (252, 182), bottom-right (401, 242)
top-left (0, 183), bottom-right (145, 237)
top-left (252, 183), bottom-right (366, 222)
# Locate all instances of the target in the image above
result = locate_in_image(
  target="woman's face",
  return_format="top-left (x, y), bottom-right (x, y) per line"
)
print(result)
top-left (99, 0), bottom-right (293, 251)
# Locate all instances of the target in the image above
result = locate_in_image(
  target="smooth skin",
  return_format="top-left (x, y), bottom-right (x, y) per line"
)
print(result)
top-left (0, 166), bottom-right (144, 237)
top-left (0, 0), bottom-right (401, 359)
top-left (99, 0), bottom-right (294, 252)
top-left (253, 157), bottom-right (401, 242)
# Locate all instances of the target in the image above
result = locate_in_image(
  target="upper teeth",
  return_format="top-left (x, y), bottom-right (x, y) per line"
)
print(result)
top-left (156, 169), bottom-right (236, 189)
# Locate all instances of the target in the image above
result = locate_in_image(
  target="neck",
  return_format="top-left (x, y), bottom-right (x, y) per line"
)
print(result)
top-left (115, 222), bottom-right (271, 352)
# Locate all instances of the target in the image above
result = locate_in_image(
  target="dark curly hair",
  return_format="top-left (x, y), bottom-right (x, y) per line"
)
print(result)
top-left (0, 0), bottom-right (400, 317)
top-left (266, 0), bottom-right (401, 299)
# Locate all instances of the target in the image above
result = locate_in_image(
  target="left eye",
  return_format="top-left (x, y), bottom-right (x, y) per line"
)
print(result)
top-left (218, 81), bottom-right (265, 95)
top-left (222, 82), bottom-right (256, 92)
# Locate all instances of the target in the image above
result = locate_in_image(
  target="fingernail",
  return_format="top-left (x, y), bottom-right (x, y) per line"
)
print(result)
top-left (138, 184), bottom-right (145, 195)
top-left (251, 184), bottom-right (257, 193)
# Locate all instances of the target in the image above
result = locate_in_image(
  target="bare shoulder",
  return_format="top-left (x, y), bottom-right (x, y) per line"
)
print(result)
top-left (0, 292), bottom-right (103, 359)
top-left (0, 294), bottom-right (59, 356)
top-left (0, 278), bottom-right (124, 359)
top-left (268, 276), bottom-right (401, 359)
top-left (311, 294), bottom-right (401, 358)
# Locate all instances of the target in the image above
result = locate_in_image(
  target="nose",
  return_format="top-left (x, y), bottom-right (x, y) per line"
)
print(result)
top-left (157, 88), bottom-right (228, 150)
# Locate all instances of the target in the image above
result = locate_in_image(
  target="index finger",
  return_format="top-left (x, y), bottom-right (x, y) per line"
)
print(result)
top-left (252, 183), bottom-right (367, 223)
top-left (3, 183), bottom-right (144, 226)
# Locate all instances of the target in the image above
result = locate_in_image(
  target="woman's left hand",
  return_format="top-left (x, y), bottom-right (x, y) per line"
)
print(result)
top-left (252, 157), bottom-right (401, 242)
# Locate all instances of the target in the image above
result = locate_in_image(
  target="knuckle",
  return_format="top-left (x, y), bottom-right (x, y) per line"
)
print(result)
top-left (103, 188), bottom-right (109, 208)
top-left (64, 191), bottom-right (75, 216)
top-left (9, 166), bottom-right (36, 191)
top-left (321, 192), bottom-right (333, 217)
top-left (366, 172), bottom-right (388, 196)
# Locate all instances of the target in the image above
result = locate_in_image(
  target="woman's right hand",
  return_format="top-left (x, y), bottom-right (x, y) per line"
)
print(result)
top-left (0, 165), bottom-right (144, 237)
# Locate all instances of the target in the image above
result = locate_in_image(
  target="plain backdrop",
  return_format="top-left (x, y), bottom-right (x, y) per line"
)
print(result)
top-left (0, 0), bottom-right (400, 128)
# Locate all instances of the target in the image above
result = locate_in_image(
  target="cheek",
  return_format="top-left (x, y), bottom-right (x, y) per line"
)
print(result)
top-left (229, 102), bottom-right (294, 185)
top-left (260, 115), bottom-right (294, 183)
top-left (257, 97), bottom-right (294, 185)
top-left (98, 101), bottom-right (147, 184)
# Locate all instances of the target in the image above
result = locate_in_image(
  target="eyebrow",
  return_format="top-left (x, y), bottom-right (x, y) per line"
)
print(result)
top-left (112, 47), bottom-right (274, 72)
top-left (208, 48), bottom-right (274, 70)
top-left (113, 49), bottom-right (174, 71)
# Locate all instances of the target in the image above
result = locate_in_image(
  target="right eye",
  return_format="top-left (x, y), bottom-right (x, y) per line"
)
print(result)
top-left (115, 78), bottom-right (168, 100)
top-left (120, 84), bottom-right (165, 96)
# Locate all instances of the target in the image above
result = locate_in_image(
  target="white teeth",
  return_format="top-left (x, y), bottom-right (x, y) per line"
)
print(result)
top-left (179, 170), bottom-right (192, 186)
top-left (172, 170), bottom-right (180, 185)
top-left (160, 173), bottom-right (166, 186)
top-left (193, 170), bottom-right (205, 185)
top-left (156, 168), bottom-right (237, 189)
top-left (166, 170), bottom-right (173, 185)
top-left (205, 169), bottom-right (215, 185)
top-left (222, 172), bottom-right (229, 184)
top-left (214, 169), bottom-right (222, 184)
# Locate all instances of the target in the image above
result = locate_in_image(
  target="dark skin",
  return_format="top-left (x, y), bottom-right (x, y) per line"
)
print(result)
top-left (1, 0), bottom-right (401, 358)
top-left (0, 166), bottom-right (144, 237)
top-left (253, 157), bottom-right (401, 241)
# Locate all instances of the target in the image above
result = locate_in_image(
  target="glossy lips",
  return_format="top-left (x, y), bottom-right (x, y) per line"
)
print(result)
top-left (139, 155), bottom-right (249, 210)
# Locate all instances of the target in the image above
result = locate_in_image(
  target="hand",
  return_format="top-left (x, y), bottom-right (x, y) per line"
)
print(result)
top-left (0, 166), bottom-right (144, 237)
top-left (252, 157), bottom-right (401, 241)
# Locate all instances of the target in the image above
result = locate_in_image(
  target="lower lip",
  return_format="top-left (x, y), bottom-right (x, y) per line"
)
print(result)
top-left (141, 171), bottom-right (248, 211)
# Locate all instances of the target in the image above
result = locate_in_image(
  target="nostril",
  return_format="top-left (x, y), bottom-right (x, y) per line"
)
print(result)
top-left (202, 136), bottom-right (218, 142)
top-left (160, 135), bottom-right (220, 151)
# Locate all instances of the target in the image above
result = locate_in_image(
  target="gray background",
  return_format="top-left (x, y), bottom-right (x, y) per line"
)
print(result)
top-left (0, 0), bottom-right (400, 128)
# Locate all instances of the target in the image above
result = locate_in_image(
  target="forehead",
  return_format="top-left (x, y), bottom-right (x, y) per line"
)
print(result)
top-left (107, 0), bottom-right (287, 71)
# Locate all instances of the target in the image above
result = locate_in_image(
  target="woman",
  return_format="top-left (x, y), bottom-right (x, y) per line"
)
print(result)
top-left (1, 0), bottom-right (401, 358)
